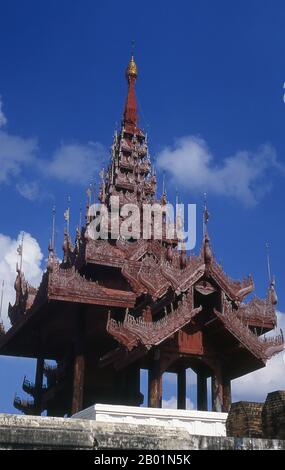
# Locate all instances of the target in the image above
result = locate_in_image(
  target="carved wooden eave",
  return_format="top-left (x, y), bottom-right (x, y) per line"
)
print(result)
top-left (48, 263), bottom-right (136, 308)
top-left (121, 249), bottom-right (205, 301)
top-left (237, 296), bottom-right (277, 329)
top-left (8, 279), bottom-right (38, 326)
top-left (208, 260), bottom-right (254, 302)
top-left (84, 239), bottom-right (125, 268)
top-left (117, 239), bottom-right (164, 261)
top-left (106, 291), bottom-right (202, 354)
top-left (213, 304), bottom-right (284, 362)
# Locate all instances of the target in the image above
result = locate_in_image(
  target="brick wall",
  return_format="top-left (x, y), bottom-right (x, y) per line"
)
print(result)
top-left (226, 401), bottom-right (263, 438)
top-left (227, 391), bottom-right (285, 440)
top-left (262, 391), bottom-right (285, 440)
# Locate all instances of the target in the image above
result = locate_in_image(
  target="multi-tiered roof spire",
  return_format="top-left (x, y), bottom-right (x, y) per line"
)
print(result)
top-left (99, 54), bottom-right (156, 208)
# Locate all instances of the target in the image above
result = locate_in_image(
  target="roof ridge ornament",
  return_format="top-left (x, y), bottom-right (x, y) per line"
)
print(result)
top-left (202, 193), bottom-right (212, 265)
top-left (266, 243), bottom-right (278, 305)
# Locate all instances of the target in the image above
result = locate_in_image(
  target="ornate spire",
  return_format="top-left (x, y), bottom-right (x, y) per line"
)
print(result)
top-left (124, 54), bottom-right (138, 128)
top-left (266, 243), bottom-right (278, 305)
top-left (126, 55), bottom-right (138, 80)
top-left (202, 194), bottom-right (212, 265)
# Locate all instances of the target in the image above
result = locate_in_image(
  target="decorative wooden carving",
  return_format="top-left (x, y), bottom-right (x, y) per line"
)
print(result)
top-left (48, 262), bottom-right (136, 308)
top-left (237, 296), bottom-right (277, 326)
top-left (107, 291), bottom-right (202, 351)
top-left (214, 302), bottom-right (283, 361)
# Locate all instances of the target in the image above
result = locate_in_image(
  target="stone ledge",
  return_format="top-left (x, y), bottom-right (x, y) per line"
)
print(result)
top-left (0, 414), bottom-right (285, 450)
top-left (72, 403), bottom-right (228, 437)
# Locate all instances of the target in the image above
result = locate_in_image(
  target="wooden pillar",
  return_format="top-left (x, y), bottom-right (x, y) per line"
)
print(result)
top-left (211, 374), bottom-right (223, 412)
top-left (71, 354), bottom-right (85, 414)
top-left (34, 357), bottom-right (44, 413)
top-left (197, 372), bottom-right (208, 411)
top-left (177, 369), bottom-right (186, 409)
top-left (148, 350), bottom-right (162, 408)
top-left (71, 313), bottom-right (85, 415)
top-left (222, 377), bottom-right (231, 412)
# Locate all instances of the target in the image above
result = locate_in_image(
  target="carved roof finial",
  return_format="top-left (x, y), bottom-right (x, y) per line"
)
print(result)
top-left (201, 195), bottom-right (213, 265)
top-left (266, 243), bottom-right (278, 305)
top-left (160, 172), bottom-right (167, 205)
top-left (51, 205), bottom-right (56, 251)
top-left (16, 232), bottom-right (24, 274)
top-left (64, 196), bottom-right (71, 236)
top-left (126, 42), bottom-right (138, 81)
top-left (266, 242), bottom-right (272, 284)
top-left (79, 202), bottom-right (82, 230)
top-left (203, 192), bottom-right (210, 237)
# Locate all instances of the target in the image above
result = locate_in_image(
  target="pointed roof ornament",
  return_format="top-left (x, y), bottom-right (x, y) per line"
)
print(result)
top-left (124, 47), bottom-right (138, 128)
top-left (203, 192), bottom-right (210, 237)
top-left (126, 55), bottom-right (138, 81)
top-left (202, 194), bottom-right (212, 265)
top-left (266, 243), bottom-right (278, 305)
top-left (266, 242), bottom-right (272, 284)
top-left (161, 172), bottom-right (167, 205)
top-left (16, 232), bottom-right (24, 274)
top-left (162, 172), bottom-right (166, 196)
top-left (63, 196), bottom-right (71, 236)
top-left (51, 205), bottom-right (56, 251)
top-left (126, 41), bottom-right (138, 81)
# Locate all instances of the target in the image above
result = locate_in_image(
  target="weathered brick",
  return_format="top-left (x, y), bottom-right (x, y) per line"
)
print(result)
top-left (262, 391), bottom-right (285, 440)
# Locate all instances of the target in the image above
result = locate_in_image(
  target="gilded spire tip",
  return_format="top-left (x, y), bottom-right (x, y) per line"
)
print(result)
top-left (126, 54), bottom-right (138, 80)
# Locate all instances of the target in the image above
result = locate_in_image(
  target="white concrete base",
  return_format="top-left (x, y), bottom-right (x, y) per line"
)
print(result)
top-left (72, 404), bottom-right (228, 437)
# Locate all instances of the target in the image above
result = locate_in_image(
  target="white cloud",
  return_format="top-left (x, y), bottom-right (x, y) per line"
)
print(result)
top-left (0, 232), bottom-right (43, 329)
top-left (162, 395), bottom-right (194, 410)
top-left (0, 95), bottom-right (107, 194)
top-left (0, 97), bottom-right (7, 128)
top-left (15, 181), bottom-right (41, 201)
top-left (45, 141), bottom-right (106, 185)
top-left (157, 136), bottom-right (280, 206)
top-left (0, 131), bottom-right (37, 184)
top-left (232, 311), bottom-right (285, 402)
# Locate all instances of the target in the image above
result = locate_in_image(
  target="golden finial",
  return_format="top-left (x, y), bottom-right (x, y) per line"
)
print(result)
top-left (126, 43), bottom-right (138, 80)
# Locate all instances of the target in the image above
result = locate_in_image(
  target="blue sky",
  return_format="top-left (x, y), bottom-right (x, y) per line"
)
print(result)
top-left (0, 0), bottom-right (285, 413)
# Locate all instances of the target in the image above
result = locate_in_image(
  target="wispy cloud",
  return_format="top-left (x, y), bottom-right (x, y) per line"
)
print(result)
top-left (44, 141), bottom-right (106, 185)
top-left (0, 131), bottom-right (38, 184)
top-left (15, 181), bottom-right (41, 201)
top-left (0, 97), bottom-right (7, 128)
top-left (157, 136), bottom-right (281, 206)
top-left (0, 96), bottom-right (107, 195)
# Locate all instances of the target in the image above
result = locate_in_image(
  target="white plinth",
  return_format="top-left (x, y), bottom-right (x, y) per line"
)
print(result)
top-left (72, 404), bottom-right (228, 437)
